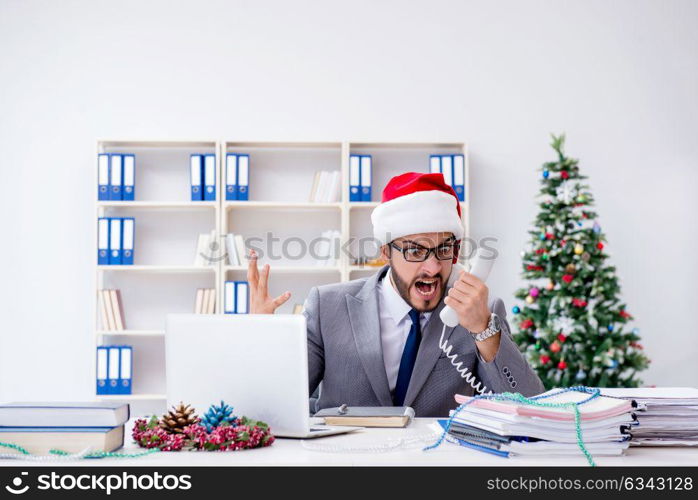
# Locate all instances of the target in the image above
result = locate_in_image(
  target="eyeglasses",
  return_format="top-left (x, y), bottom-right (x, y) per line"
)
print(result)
top-left (389, 240), bottom-right (458, 263)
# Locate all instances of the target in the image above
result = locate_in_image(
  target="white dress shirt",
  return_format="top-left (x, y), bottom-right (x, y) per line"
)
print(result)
top-left (376, 268), bottom-right (431, 393)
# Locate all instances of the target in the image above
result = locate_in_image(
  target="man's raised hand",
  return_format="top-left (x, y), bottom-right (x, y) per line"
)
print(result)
top-left (247, 249), bottom-right (291, 314)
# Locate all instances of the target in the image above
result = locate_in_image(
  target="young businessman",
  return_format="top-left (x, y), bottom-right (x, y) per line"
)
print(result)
top-left (248, 172), bottom-right (544, 417)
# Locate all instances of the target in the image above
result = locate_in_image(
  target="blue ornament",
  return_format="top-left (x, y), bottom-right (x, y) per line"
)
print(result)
top-left (577, 221), bottom-right (583, 227)
top-left (632, 328), bottom-right (639, 335)
top-left (609, 360), bottom-right (619, 369)
top-left (512, 306), bottom-right (520, 314)
top-left (539, 233), bottom-right (546, 241)
top-left (533, 329), bottom-right (541, 339)
top-left (575, 369), bottom-right (586, 381)
top-left (543, 170), bottom-right (550, 179)
top-left (607, 324), bottom-right (614, 332)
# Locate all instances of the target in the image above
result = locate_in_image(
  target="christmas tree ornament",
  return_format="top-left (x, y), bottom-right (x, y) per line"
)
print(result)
top-left (512, 133), bottom-right (650, 389)
top-left (560, 170), bottom-right (569, 179)
top-left (543, 170), bottom-right (549, 178)
top-left (512, 306), bottom-right (521, 314)
top-left (529, 287), bottom-right (540, 298)
top-left (525, 295), bottom-right (534, 304)
top-left (160, 403), bottom-right (199, 434)
top-left (557, 360), bottom-right (567, 370)
top-left (632, 328), bottom-right (640, 335)
top-left (533, 329), bottom-right (542, 339)
top-left (596, 242), bottom-right (604, 250)
top-left (201, 401), bottom-right (238, 432)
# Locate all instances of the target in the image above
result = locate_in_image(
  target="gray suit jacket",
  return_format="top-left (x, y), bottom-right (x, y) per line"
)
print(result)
top-left (303, 265), bottom-right (545, 417)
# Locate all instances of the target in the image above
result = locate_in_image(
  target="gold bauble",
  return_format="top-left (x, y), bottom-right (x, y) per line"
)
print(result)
top-left (565, 263), bottom-right (576, 273)
top-left (574, 244), bottom-right (584, 255)
top-left (525, 295), bottom-right (535, 304)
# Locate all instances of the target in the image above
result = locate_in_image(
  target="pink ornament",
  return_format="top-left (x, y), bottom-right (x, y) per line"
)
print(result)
top-left (529, 287), bottom-right (540, 298)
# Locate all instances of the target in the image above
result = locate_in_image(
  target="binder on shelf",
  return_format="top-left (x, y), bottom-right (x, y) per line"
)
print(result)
top-left (98, 218), bottom-right (110, 265)
top-left (190, 154), bottom-right (203, 201)
top-left (203, 154), bottom-right (216, 201)
top-left (235, 281), bottom-right (249, 314)
top-left (109, 154), bottom-right (123, 200)
top-left (96, 346), bottom-right (108, 395)
top-left (349, 155), bottom-right (361, 202)
top-left (429, 155), bottom-right (441, 174)
top-left (117, 346), bottom-right (132, 395)
top-left (122, 154), bottom-right (136, 201)
top-left (360, 155), bottom-right (372, 202)
top-left (440, 154), bottom-right (453, 189)
top-left (107, 346), bottom-right (120, 395)
top-left (224, 281), bottom-right (235, 314)
top-left (237, 154), bottom-right (249, 201)
top-left (225, 154), bottom-right (237, 201)
top-left (108, 218), bottom-right (122, 265)
top-left (453, 154), bottom-right (465, 201)
top-left (98, 154), bottom-right (110, 200)
top-left (121, 217), bottom-right (135, 265)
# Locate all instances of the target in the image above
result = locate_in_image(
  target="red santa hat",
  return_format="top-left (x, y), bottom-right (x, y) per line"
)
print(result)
top-left (371, 172), bottom-right (464, 244)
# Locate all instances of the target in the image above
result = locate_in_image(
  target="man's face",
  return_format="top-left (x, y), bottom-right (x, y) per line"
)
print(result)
top-left (381, 232), bottom-right (456, 313)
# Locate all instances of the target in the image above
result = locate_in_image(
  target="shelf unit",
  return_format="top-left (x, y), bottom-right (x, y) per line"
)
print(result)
top-left (94, 140), bottom-right (468, 415)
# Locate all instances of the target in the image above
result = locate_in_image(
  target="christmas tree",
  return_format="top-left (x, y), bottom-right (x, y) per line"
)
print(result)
top-left (512, 134), bottom-right (650, 389)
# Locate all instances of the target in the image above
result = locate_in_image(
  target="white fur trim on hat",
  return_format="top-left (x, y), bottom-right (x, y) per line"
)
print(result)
top-left (371, 190), bottom-right (464, 244)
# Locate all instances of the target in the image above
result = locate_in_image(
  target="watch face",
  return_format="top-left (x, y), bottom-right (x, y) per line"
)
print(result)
top-left (492, 314), bottom-right (502, 331)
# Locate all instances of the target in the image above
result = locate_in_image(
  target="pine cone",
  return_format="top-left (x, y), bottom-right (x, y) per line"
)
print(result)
top-left (201, 400), bottom-right (238, 432)
top-left (160, 402), bottom-right (200, 434)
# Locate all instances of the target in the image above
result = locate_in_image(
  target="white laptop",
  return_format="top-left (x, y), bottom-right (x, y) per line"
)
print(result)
top-left (165, 314), bottom-right (361, 438)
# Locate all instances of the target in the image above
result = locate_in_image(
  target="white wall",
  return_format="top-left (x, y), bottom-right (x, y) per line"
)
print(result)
top-left (1, 0), bottom-right (696, 401)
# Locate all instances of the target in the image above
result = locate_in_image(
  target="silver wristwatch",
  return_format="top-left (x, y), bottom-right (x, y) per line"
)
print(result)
top-left (471, 313), bottom-right (502, 342)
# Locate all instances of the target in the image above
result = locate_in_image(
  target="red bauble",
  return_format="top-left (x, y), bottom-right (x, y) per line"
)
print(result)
top-left (596, 242), bottom-right (604, 250)
top-left (560, 239), bottom-right (566, 246)
top-left (572, 298), bottom-right (588, 308)
top-left (562, 274), bottom-right (574, 284)
top-left (557, 333), bottom-right (567, 342)
top-left (561, 171), bottom-right (569, 179)
top-left (540, 355), bottom-right (550, 364)
top-left (619, 310), bottom-right (632, 319)
top-left (558, 360), bottom-right (567, 370)
top-left (550, 341), bottom-right (561, 353)
top-left (519, 319), bottom-right (534, 329)
top-left (545, 233), bottom-right (555, 240)
top-left (527, 265), bottom-right (544, 271)
top-left (536, 248), bottom-right (546, 255)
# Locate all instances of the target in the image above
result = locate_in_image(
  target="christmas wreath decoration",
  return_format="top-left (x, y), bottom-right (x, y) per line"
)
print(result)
top-left (132, 401), bottom-right (274, 452)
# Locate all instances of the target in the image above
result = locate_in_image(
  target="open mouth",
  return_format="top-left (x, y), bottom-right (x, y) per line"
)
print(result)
top-left (414, 278), bottom-right (440, 300)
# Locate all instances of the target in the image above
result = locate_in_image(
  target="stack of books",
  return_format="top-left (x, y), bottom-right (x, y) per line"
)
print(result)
top-left (435, 389), bottom-right (635, 457)
top-left (194, 288), bottom-right (216, 314)
top-left (98, 289), bottom-right (126, 331)
top-left (193, 230), bottom-right (221, 266)
top-left (0, 402), bottom-right (129, 455)
top-left (98, 153), bottom-right (135, 201)
top-left (600, 387), bottom-right (698, 446)
top-left (309, 171), bottom-right (341, 203)
top-left (225, 233), bottom-right (247, 266)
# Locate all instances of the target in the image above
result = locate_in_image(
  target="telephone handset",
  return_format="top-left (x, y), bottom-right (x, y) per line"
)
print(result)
top-left (439, 248), bottom-right (496, 327)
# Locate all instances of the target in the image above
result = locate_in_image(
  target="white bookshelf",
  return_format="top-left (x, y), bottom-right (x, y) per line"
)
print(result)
top-left (95, 140), bottom-right (468, 415)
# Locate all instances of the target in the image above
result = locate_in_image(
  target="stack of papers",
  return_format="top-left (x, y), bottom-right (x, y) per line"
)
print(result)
top-left (436, 389), bottom-right (635, 457)
top-left (600, 387), bottom-right (698, 446)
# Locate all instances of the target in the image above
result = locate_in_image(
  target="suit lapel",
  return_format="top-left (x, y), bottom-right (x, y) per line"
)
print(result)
top-left (403, 300), bottom-right (457, 407)
top-left (346, 266), bottom-right (393, 406)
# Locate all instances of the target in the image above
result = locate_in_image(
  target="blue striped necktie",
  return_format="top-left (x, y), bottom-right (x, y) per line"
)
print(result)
top-left (393, 308), bottom-right (422, 406)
